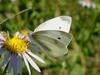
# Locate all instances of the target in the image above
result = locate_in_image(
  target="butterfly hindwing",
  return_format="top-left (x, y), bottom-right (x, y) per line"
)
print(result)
top-left (33, 30), bottom-right (72, 47)
top-left (30, 30), bottom-right (72, 57)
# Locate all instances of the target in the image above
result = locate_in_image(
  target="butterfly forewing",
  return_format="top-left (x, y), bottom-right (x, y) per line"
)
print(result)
top-left (34, 16), bottom-right (72, 33)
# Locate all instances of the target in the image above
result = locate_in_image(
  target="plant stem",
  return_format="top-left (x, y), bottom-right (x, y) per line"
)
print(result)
top-left (0, 8), bottom-right (32, 25)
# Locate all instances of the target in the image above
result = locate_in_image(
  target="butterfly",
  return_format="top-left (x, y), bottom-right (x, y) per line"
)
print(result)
top-left (29, 16), bottom-right (72, 57)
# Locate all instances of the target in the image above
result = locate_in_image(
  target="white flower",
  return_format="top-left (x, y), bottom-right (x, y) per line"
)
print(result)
top-left (0, 31), bottom-right (45, 75)
top-left (79, 0), bottom-right (96, 8)
top-left (10, 0), bottom-right (16, 2)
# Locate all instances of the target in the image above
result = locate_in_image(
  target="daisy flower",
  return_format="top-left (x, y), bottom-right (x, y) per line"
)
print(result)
top-left (79, 0), bottom-right (96, 8)
top-left (0, 31), bottom-right (45, 75)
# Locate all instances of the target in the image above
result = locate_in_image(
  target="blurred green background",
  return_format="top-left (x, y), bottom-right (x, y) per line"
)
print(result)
top-left (0, 0), bottom-right (100, 75)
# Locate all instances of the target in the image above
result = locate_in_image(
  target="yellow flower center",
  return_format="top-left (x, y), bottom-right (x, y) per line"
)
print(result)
top-left (5, 36), bottom-right (27, 54)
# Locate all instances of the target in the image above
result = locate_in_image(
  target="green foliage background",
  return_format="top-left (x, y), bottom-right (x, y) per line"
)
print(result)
top-left (0, 0), bottom-right (100, 75)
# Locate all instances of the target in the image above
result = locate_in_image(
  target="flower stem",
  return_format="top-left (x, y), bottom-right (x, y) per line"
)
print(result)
top-left (0, 8), bottom-right (32, 25)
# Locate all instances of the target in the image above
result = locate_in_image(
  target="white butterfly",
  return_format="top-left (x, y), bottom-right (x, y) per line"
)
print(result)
top-left (29, 16), bottom-right (72, 57)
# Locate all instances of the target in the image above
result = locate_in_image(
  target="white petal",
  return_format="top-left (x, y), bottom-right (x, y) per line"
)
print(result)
top-left (10, 0), bottom-right (16, 2)
top-left (25, 37), bottom-right (30, 42)
top-left (91, 2), bottom-right (96, 8)
top-left (27, 51), bottom-right (45, 64)
top-left (14, 32), bottom-right (20, 36)
top-left (22, 54), bottom-right (31, 75)
top-left (14, 32), bottom-right (25, 39)
top-left (24, 53), bottom-right (41, 72)
top-left (79, 0), bottom-right (96, 8)
top-left (18, 53), bottom-right (21, 56)
top-left (0, 41), bottom-right (4, 44)
top-left (0, 42), bottom-right (4, 48)
top-left (0, 34), bottom-right (6, 41)
top-left (34, 16), bottom-right (72, 33)
top-left (19, 34), bottom-right (25, 39)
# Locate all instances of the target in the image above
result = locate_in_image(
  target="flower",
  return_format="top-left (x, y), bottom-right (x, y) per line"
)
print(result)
top-left (79, 0), bottom-right (96, 8)
top-left (10, 0), bottom-right (16, 3)
top-left (0, 31), bottom-right (45, 75)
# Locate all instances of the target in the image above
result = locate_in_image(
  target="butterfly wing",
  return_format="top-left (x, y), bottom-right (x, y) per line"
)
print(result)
top-left (30, 31), bottom-right (72, 57)
top-left (29, 16), bottom-right (72, 57)
top-left (34, 16), bottom-right (72, 33)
